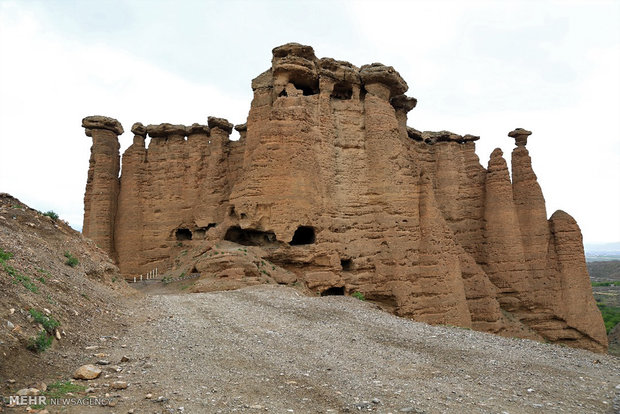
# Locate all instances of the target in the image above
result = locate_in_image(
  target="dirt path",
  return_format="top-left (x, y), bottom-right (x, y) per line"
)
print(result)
top-left (61, 285), bottom-right (619, 414)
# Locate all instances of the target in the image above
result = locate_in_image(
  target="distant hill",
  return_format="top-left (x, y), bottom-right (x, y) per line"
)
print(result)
top-left (587, 260), bottom-right (620, 281)
top-left (585, 242), bottom-right (620, 262)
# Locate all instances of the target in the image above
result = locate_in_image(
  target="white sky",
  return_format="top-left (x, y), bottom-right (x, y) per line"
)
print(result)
top-left (0, 0), bottom-right (618, 244)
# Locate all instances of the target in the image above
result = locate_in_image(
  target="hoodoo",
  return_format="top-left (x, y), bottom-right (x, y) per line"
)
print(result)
top-left (82, 43), bottom-right (607, 352)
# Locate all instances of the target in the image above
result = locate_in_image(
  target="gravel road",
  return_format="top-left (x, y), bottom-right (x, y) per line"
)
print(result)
top-left (71, 285), bottom-right (619, 413)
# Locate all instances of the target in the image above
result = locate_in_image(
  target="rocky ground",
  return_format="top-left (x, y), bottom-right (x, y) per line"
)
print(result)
top-left (13, 284), bottom-right (613, 414)
top-left (0, 194), bottom-right (134, 388)
top-left (2, 194), bottom-right (620, 413)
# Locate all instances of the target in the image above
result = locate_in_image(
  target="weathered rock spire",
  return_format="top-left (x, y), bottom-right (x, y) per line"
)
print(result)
top-left (82, 115), bottom-right (122, 259)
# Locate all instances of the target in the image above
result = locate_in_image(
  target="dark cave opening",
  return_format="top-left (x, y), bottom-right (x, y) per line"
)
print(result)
top-left (340, 258), bottom-right (353, 271)
top-left (289, 226), bottom-right (316, 245)
top-left (321, 286), bottom-right (345, 296)
top-left (331, 82), bottom-right (353, 100)
top-left (193, 223), bottom-right (217, 239)
top-left (224, 226), bottom-right (277, 246)
top-left (175, 228), bottom-right (192, 241)
top-left (300, 85), bottom-right (318, 96)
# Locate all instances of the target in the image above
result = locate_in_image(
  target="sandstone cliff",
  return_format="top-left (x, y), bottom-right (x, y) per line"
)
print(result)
top-left (81, 43), bottom-right (607, 352)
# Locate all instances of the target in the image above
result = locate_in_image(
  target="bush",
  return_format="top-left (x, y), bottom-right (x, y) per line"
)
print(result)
top-left (352, 291), bottom-right (366, 301)
top-left (27, 330), bottom-right (52, 353)
top-left (43, 211), bottom-right (59, 220)
top-left (29, 308), bottom-right (60, 334)
top-left (64, 251), bottom-right (79, 267)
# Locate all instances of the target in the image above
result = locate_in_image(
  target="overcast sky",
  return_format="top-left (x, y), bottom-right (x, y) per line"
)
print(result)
top-left (0, 0), bottom-right (618, 245)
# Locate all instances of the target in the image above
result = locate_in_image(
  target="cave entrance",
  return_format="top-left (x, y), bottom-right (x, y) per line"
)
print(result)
top-left (193, 223), bottom-right (216, 239)
top-left (224, 226), bottom-right (277, 246)
top-left (321, 286), bottom-right (345, 296)
top-left (341, 258), bottom-right (353, 271)
top-left (194, 228), bottom-right (206, 239)
top-left (175, 228), bottom-right (192, 241)
top-left (300, 85), bottom-right (318, 96)
top-left (331, 82), bottom-right (353, 100)
top-left (289, 226), bottom-right (316, 245)
top-left (290, 76), bottom-right (319, 96)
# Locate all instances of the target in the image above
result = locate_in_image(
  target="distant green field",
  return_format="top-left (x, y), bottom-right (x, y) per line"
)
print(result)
top-left (596, 302), bottom-right (620, 333)
top-left (592, 281), bottom-right (620, 287)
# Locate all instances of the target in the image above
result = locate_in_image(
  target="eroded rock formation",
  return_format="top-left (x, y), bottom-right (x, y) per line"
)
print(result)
top-left (81, 43), bottom-right (607, 352)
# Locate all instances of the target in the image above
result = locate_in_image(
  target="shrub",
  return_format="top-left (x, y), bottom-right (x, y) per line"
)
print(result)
top-left (43, 211), bottom-right (59, 220)
top-left (352, 291), bottom-right (366, 301)
top-left (27, 330), bottom-right (52, 353)
top-left (29, 308), bottom-right (60, 334)
top-left (64, 251), bottom-right (79, 267)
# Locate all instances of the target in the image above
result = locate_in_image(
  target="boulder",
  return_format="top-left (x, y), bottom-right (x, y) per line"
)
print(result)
top-left (73, 364), bottom-right (102, 380)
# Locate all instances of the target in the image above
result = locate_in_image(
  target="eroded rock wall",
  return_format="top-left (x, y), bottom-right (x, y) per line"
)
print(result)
top-left (81, 43), bottom-right (606, 352)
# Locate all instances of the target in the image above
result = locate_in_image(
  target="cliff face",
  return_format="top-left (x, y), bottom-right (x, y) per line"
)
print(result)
top-left (81, 43), bottom-right (607, 352)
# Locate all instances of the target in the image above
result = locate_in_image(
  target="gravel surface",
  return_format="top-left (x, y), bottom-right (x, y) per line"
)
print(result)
top-left (69, 285), bottom-right (619, 413)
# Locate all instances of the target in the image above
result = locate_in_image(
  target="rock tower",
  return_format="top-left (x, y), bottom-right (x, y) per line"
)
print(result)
top-left (82, 43), bottom-right (607, 352)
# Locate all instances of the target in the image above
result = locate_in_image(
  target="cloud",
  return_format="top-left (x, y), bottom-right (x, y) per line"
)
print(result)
top-left (346, 0), bottom-right (620, 243)
top-left (0, 0), bottom-right (618, 243)
top-left (0, 3), bottom-right (248, 229)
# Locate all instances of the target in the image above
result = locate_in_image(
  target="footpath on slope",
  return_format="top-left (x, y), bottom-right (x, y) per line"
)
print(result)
top-left (58, 284), bottom-right (619, 414)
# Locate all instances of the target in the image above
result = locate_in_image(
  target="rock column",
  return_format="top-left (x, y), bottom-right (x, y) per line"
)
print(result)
top-left (509, 128), bottom-right (550, 305)
top-left (82, 115), bottom-right (123, 260)
top-left (114, 122), bottom-right (147, 275)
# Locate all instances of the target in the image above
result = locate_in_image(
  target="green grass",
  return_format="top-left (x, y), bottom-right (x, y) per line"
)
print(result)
top-left (27, 330), bottom-right (53, 353)
top-left (29, 308), bottom-right (60, 334)
top-left (13, 272), bottom-right (39, 293)
top-left (43, 381), bottom-right (86, 399)
top-left (1, 248), bottom-right (39, 293)
top-left (596, 303), bottom-right (620, 333)
top-left (42, 211), bottom-right (59, 220)
top-left (592, 281), bottom-right (620, 287)
top-left (64, 251), bottom-right (79, 267)
top-left (351, 291), bottom-right (366, 301)
top-left (0, 248), bottom-right (12, 261)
